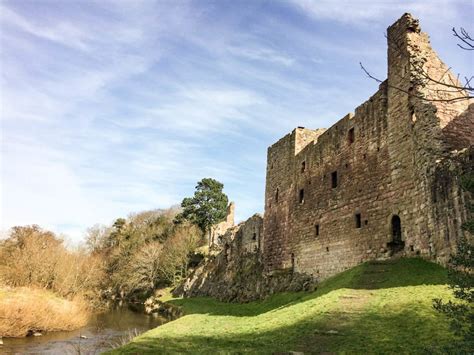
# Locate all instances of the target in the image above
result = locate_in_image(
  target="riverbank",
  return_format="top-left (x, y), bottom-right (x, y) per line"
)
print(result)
top-left (0, 304), bottom-right (169, 354)
top-left (0, 287), bottom-right (89, 337)
top-left (111, 258), bottom-right (459, 353)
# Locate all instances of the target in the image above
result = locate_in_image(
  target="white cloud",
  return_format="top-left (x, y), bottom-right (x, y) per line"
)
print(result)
top-left (226, 45), bottom-right (295, 66)
top-left (135, 87), bottom-right (265, 135)
top-left (286, 0), bottom-right (460, 26)
top-left (0, 5), bottom-right (92, 51)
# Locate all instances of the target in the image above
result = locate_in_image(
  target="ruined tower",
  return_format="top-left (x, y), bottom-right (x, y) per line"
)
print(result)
top-left (263, 14), bottom-right (473, 280)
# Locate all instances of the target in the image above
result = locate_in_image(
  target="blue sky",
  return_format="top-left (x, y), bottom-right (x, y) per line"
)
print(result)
top-left (1, 0), bottom-right (472, 242)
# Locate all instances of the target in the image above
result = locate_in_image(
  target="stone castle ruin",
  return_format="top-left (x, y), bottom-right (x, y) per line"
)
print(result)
top-left (178, 14), bottom-right (473, 301)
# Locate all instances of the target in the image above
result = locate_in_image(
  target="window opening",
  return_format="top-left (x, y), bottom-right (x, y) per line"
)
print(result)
top-left (348, 128), bottom-right (355, 145)
top-left (331, 171), bottom-right (338, 188)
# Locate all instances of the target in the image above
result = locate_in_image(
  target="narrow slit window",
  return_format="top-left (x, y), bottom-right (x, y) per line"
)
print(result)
top-left (299, 189), bottom-right (305, 204)
top-left (301, 161), bottom-right (306, 173)
top-left (331, 171), bottom-right (338, 188)
top-left (275, 188), bottom-right (279, 202)
top-left (348, 128), bottom-right (355, 145)
top-left (315, 224), bottom-right (320, 236)
top-left (355, 213), bottom-right (362, 228)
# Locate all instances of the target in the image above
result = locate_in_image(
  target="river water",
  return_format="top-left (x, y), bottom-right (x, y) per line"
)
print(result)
top-left (0, 305), bottom-right (169, 354)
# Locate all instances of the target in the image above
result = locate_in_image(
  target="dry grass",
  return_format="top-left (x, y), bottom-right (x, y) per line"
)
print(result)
top-left (0, 287), bottom-right (90, 337)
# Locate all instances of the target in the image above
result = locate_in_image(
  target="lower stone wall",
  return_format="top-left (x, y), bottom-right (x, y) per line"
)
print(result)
top-left (174, 250), bottom-right (313, 302)
top-left (174, 214), bottom-right (313, 302)
top-left (175, 150), bottom-right (472, 303)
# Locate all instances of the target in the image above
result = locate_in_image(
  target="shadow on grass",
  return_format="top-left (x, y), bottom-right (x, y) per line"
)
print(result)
top-left (168, 258), bottom-right (448, 317)
top-left (115, 300), bottom-right (454, 354)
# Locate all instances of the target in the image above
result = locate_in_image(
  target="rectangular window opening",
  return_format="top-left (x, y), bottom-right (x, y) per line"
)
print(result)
top-left (299, 189), bottom-right (305, 204)
top-left (301, 161), bottom-right (306, 173)
top-left (355, 213), bottom-right (362, 228)
top-left (348, 128), bottom-right (355, 145)
top-left (331, 171), bottom-right (338, 188)
top-left (315, 224), bottom-right (320, 236)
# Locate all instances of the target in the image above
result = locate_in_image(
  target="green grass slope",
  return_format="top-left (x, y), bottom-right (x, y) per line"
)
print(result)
top-left (112, 258), bottom-right (457, 354)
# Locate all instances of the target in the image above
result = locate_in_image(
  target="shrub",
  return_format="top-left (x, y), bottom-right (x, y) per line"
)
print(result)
top-left (0, 225), bottom-right (104, 301)
top-left (0, 287), bottom-right (89, 337)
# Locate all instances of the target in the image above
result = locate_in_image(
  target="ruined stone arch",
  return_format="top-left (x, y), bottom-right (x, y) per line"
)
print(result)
top-left (387, 213), bottom-right (405, 253)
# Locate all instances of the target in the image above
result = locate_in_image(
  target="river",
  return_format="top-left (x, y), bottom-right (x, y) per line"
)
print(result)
top-left (0, 305), bottom-right (169, 354)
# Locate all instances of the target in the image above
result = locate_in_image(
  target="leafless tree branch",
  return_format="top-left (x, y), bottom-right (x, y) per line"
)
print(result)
top-left (453, 27), bottom-right (474, 51)
top-left (361, 27), bottom-right (473, 102)
top-left (359, 62), bottom-right (471, 103)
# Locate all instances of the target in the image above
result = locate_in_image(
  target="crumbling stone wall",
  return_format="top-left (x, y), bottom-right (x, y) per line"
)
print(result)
top-left (263, 13), bottom-right (473, 280)
top-left (209, 202), bottom-right (235, 247)
top-left (175, 213), bottom-right (312, 302)
top-left (225, 213), bottom-right (263, 255)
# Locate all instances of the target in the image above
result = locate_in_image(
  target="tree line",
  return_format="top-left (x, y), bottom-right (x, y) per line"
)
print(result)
top-left (0, 177), bottom-right (229, 304)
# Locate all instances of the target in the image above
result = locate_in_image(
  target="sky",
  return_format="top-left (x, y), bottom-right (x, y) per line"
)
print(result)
top-left (1, 0), bottom-right (472, 242)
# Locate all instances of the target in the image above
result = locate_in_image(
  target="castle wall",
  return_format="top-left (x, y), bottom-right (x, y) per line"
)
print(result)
top-left (263, 85), bottom-right (392, 279)
top-left (210, 202), bottom-right (235, 247)
top-left (263, 13), bottom-right (473, 280)
top-left (220, 213), bottom-right (263, 260)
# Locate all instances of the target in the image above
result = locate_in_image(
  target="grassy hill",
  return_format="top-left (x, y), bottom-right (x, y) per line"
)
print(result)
top-left (111, 258), bottom-right (458, 354)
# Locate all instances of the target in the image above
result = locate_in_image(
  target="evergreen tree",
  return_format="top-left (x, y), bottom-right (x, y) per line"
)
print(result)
top-left (176, 178), bottom-right (229, 238)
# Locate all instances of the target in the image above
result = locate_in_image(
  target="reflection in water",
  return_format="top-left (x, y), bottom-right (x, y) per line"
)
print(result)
top-left (1, 305), bottom-right (169, 354)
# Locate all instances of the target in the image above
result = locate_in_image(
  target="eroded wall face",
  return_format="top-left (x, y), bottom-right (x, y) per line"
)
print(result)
top-left (263, 14), bottom-right (473, 279)
top-left (232, 214), bottom-right (264, 255)
top-left (218, 214), bottom-right (264, 262)
top-left (387, 14), bottom-right (473, 263)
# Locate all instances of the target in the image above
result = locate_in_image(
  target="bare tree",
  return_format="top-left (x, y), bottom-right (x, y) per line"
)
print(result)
top-left (452, 27), bottom-right (474, 51)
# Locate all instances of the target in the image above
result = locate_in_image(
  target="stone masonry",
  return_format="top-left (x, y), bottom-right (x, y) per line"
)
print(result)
top-left (263, 13), bottom-right (473, 280)
top-left (178, 14), bottom-right (473, 301)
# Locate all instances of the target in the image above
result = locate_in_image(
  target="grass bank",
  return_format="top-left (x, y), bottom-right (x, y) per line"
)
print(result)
top-left (0, 287), bottom-right (89, 337)
top-left (111, 258), bottom-right (458, 354)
